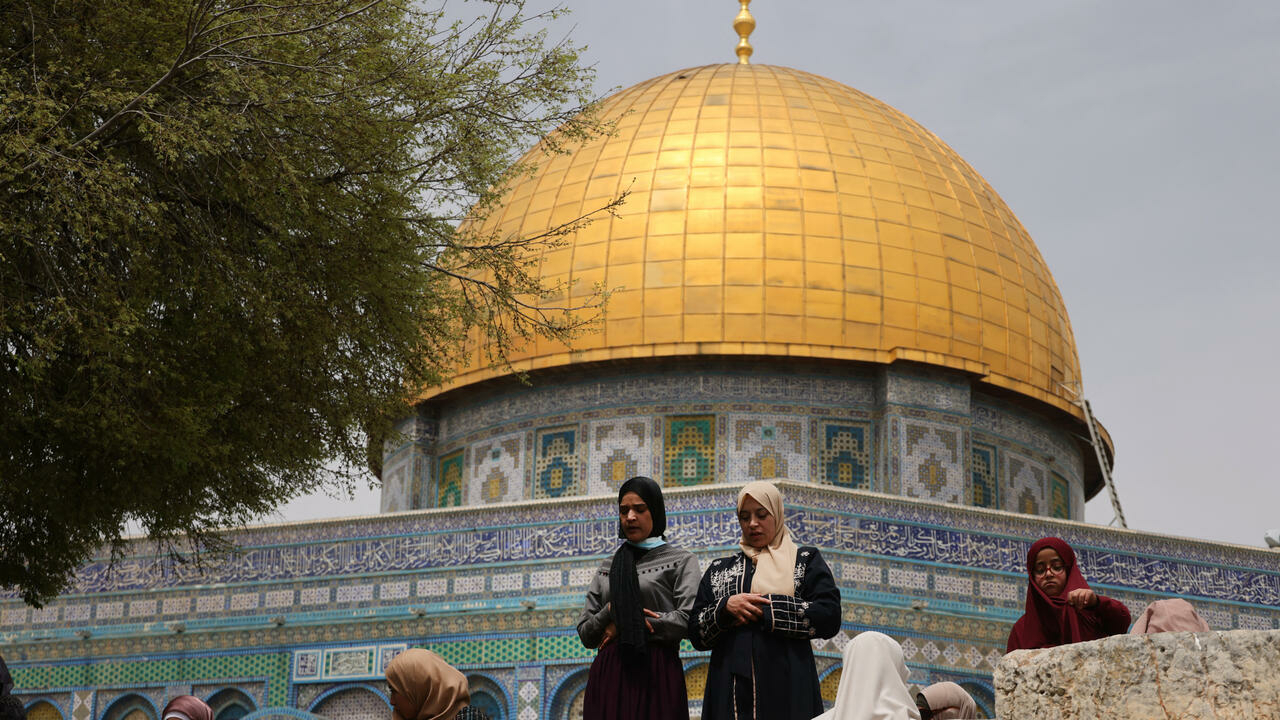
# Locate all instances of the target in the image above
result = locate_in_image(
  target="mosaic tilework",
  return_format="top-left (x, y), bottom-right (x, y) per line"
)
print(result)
top-left (587, 418), bottom-right (652, 494)
top-left (311, 687), bottom-right (387, 720)
top-left (381, 364), bottom-right (1095, 522)
top-left (110, 702), bottom-right (154, 720)
top-left (516, 666), bottom-right (541, 720)
top-left (884, 369), bottom-right (970, 415)
top-left (8, 479), bottom-right (1280, 705)
top-left (469, 432), bottom-right (525, 505)
top-left (12, 655), bottom-right (287, 713)
top-left (812, 419), bottom-right (873, 489)
top-left (728, 414), bottom-right (806, 481)
top-left (129, 600), bottom-right (156, 617)
top-left (820, 669), bottom-right (841, 703)
top-left (663, 415), bottom-right (716, 486)
top-left (436, 367), bottom-right (877, 442)
top-left (900, 419), bottom-right (964, 503)
top-left (545, 667), bottom-right (586, 720)
top-left (437, 450), bottom-right (465, 508)
top-left (685, 663), bottom-right (708, 703)
top-left (972, 399), bottom-right (1083, 482)
top-left (970, 442), bottom-right (999, 509)
top-left (1049, 472), bottom-right (1070, 520)
top-left (465, 674), bottom-right (510, 719)
top-left (1005, 452), bottom-right (1047, 515)
top-left (297, 684), bottom-right (345, 709)
top-left (294, 651), bottom-right (321, 681)
top-left (25, 701), bottom-right (61, 720)
top-left (382, 415), bottom-right (439, 514)
top-left (534, 426), bottom-right (582, 499)
top-left (196, 595), bottom-right (226, 614)
top-left (324, 648), bottom-right (374, 678)
top-left (469, 689), bottom-right (505, 720)
top-left (73, 691), bottom-right (93, 720)
top-left (13, 487), bottom-right (1279, 622)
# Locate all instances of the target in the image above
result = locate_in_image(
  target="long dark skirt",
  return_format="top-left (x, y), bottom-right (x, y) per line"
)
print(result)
top-left (583, 642), bottom-right (688, 720)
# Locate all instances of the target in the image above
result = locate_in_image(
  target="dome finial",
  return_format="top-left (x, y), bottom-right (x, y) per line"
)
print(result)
top-left (733, 0), bottom-right (755, 64)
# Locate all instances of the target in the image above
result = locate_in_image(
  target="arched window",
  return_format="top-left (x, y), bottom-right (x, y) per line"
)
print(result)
top-left (310, 686), bottom-right (388, 720)
top-left (546, 668), bottom-right (589, 720)
top-left (464, 674), bottom-right (508, 720)
top-left (24, 700), bottom-right (64, 720)
top-left (960, 681), bottom-right (995, 719)
top-left (100, 694), bottom-right (157, 720)
top-left (206, 688), bottom-right (256, 720)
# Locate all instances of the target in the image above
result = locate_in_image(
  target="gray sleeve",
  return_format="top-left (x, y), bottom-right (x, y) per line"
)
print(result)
top-left (644, 551), bottom-right (701, 645)
top-left (576, 567), bottom-right (613, 649)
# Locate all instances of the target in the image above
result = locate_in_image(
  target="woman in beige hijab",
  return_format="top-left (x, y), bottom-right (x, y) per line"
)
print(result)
top-left (688, 481), bottom-right (841, 720)
top-left (916, 682), bottom-right (977, 720)
top-left (385, 648), bottom-right (488, 720)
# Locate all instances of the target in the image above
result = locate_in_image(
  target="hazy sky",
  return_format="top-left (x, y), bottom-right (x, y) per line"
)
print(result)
top-left (279, 1), bottom-right (1280, 549)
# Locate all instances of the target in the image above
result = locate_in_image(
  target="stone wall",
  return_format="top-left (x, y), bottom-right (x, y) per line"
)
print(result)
top-left (995, 630), bottom-right (1280, 719)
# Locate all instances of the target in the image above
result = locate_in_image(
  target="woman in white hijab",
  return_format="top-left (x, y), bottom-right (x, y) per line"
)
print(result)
top-left (814, 631), bottom-right (920, 720)
top-left (688, 481), bottom-right (842, 720)
top-left (815, 633), bottom-right (979, 720)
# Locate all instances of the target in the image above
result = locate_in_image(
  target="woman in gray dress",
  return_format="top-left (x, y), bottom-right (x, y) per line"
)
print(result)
top-left (577, 476), bottom-right (701, 719)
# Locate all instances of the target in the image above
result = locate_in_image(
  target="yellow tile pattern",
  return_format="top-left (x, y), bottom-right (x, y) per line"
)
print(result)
top-left (434, 64), bottom-right (1083, 419)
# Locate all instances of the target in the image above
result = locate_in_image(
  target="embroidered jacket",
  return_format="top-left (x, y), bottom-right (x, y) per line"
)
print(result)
top-left (687, 545), bottom-right (841, 720)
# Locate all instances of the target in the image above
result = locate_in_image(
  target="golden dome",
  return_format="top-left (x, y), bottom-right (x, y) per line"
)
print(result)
top-left (432, 64), bottom-right (1084, 420)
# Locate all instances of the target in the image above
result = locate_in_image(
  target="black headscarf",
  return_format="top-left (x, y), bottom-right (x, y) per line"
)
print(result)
top-left (609, 476), bottom-right (666, 667)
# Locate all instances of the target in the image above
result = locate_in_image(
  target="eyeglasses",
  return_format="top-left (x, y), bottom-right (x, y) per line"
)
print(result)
top-left (1032, 562), bottom-right (1065, 577)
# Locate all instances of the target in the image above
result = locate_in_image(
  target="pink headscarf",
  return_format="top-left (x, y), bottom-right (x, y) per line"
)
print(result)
top-left (161, 696), bottom-right (213, 720)
top-left (1129, 598), bottom-right (1211, 634)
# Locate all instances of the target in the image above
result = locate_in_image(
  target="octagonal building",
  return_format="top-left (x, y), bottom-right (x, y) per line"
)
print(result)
top-left (18, 25), bottom-right (1280, 720)
top-left (380, 61), bottom-right (1111, 521)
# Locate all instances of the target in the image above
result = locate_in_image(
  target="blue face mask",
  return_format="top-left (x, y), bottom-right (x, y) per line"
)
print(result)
top-left (627, 536), bottom-right (666, 549)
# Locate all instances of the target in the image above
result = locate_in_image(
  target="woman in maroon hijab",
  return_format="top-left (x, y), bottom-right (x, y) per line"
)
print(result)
top-left (1006, 537), bottom-right (1131, 652)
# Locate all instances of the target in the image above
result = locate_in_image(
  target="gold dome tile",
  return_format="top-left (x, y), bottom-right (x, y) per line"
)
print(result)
top-left (432, 64), bottom-right (1086, 420)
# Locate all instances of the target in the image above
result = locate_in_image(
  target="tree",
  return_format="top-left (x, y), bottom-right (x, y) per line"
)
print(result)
top-left (0, 0), bottom-right (616, 605)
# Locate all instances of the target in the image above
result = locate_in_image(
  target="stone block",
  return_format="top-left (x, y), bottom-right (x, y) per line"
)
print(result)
top-left (995, 630), bottom-right (1280, 719)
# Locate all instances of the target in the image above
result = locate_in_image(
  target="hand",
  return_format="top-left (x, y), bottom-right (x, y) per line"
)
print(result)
top-left (725, 593), bottom-right (771, 625)
top-left (600, 622), bottom-right (617, 647)
top-left (643, 608), bottom-right (661, 633)
top-left (1066, 588), bottom-right (1098, 609)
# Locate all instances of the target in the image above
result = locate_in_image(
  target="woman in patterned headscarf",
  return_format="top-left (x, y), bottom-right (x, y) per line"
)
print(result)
top-left (1006, 537), bottom-right (1131, 652)
top-left (577, 476), bottom-right (701, 720)
top-left (688, 481), bottom-right (841, 720)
